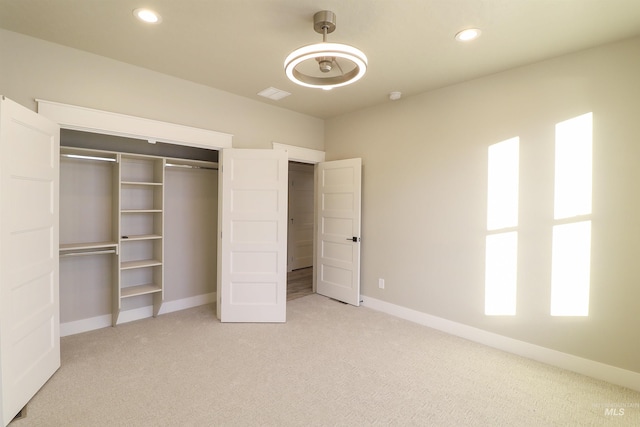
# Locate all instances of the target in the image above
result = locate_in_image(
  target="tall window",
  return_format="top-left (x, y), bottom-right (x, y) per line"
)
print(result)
top-left (485, 137), bottom-right (519, 315)
top-left (550, 112), bottom-right (593, 316)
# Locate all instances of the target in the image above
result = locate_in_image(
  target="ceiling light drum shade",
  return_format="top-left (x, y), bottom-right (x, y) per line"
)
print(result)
top-left (284, 43), bottom-right (368, 89)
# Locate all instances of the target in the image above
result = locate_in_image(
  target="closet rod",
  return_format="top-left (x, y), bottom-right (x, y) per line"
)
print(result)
top-left (165, 163), bottom-right (218, 171)
top-left (59, 249), bottom-right (117, 258)
top-left (61, 153), bottom-right (117, 162)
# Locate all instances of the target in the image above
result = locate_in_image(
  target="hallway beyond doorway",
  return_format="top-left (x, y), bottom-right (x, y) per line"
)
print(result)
top-left (287, 267), bottom-right (313, 300)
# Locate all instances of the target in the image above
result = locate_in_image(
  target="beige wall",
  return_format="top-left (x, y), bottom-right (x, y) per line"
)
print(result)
top-left (326, 36), bottom-right (640, 373)
top-left (4, 26), bottom-right (639, 374)
top-left (0, 29), bottom-right (324, 150)
top-left (1, 28), bottom-right (323, 327)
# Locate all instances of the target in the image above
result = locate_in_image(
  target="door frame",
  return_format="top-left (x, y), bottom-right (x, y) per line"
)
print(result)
top-left (287, 161), bottom-right (316, 272)
top-left (272, 143), bottom-right (326, 294)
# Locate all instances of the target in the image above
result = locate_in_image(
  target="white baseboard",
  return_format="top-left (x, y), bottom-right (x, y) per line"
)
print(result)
top-left (60, 292), bottom-right (216, 337)
top-left (157, 292), bottom-right (216, 315)
top-left (60, 314), bottom-right (113, 337)
top-left (361, 296), bottom-right (640, 392)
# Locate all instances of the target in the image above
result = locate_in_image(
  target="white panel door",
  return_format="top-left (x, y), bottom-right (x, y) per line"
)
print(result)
top-left (218, 149), bottom-right (288, 322)
top-left (0, 97), bottom-right (60, 426)
top-left (316, 158), bottom-right (362, 306)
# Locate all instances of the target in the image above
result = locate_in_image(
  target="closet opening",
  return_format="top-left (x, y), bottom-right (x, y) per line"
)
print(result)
top-left (59, 129), bottom-right (219, 332)
top-left (59, 127), bottom-right (322, 328)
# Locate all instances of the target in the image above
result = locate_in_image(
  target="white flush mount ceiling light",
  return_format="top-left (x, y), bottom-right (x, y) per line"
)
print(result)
top-left (455, 28), bottom-right (481, 42)
top-left (133, 8), bottom-right (162, 24)
top-left (284, 10), bottom-right (368, 90)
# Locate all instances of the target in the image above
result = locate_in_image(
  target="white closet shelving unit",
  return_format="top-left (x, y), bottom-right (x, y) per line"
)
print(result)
top-left (60, 145), bottom-right (218, 326)
top-left (116, 153), bottom-right (165, 325)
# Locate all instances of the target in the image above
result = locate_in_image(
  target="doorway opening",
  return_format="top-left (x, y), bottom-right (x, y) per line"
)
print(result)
top-left (287, 161), bottom-right (315, 300)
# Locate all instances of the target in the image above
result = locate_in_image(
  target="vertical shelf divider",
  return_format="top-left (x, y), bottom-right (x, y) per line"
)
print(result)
top-left (112, 153), bottom-right (122, 326)
top-left (116, 154), bottom-right (165, 325)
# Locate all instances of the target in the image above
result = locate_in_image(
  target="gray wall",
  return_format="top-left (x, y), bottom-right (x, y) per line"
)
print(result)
top-left (4, 26), bottom-right (639, 374)
top-left (325, 36), bottom-right (640, 373)
top-left (0, 29), bottom-right (324, 150)
top-left (1, 28), bottom-right (324, 325)
top-left (164, 166), bottom-right (218, 301)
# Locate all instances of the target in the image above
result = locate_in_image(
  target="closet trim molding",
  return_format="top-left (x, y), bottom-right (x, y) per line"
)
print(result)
top-left (272, 142), bottom-right (325, 163)
top-left (36, 99), bottom-right (233, 150)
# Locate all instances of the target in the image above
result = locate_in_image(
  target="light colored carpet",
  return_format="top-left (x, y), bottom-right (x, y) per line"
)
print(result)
top-left (13, 294), bottom-right (640, 426)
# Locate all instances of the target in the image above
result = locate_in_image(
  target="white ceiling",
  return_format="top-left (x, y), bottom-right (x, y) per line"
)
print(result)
top-left (2, 0), bottom-right (640, 119)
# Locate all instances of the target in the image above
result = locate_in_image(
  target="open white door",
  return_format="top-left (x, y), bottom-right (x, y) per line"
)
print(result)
top-left (315, 158), bottom-right (362, 306)
top-left (217, 149), bottom-right (288, 322)
top-left (0, 97), bottom-right (60, 426)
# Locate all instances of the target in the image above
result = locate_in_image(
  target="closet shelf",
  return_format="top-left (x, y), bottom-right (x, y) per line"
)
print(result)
top-left (60, 242), bottom-right (118, 258)
top-left (121, 283), bottom-right (162, 298)
top-left (120, 234), bottom-right (162, 241)
top-left (60, 249), bottom-right (117, 258)
top-left (60, 241), bottom-right (118, 252)
top-left (120, 209), bottom-right (163, 213)
top-left (120, 259), bottom-right (162, 270)
top-left (121, 181), bottom-right (163, 186)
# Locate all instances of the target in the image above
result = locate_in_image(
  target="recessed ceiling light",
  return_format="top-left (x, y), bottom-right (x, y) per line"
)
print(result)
top-left (455, 28), bottom-right (481, 42)
top-left (133, 8), bottom-right (162, 24)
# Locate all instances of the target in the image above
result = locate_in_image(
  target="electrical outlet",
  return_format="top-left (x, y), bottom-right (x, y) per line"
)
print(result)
top-left (378, 278), bottom-right (385, 289)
